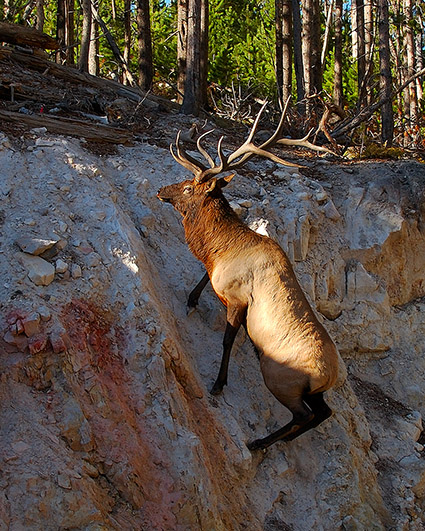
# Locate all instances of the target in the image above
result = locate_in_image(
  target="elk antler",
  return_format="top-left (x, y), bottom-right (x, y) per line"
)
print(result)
top-left (277, 131), bottom-right (335, 154)
top-left (170, 99), bottom-right (332, 183)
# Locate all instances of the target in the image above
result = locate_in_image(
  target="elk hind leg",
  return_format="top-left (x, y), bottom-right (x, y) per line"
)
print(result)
top-left (247, 392), bottom-right (332, 450)
top-left (283, 392), bottom-right (332, 442)
top-left (247, 397), bottom-right (313, 451)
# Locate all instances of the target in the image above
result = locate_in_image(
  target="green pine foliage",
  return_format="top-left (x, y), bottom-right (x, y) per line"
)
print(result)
top-left (0, 0), bottom-right (362, 105)
top-left (209, 0), bottom-right (276, 97)
top-left (151, 0), bottom-right (177, 87)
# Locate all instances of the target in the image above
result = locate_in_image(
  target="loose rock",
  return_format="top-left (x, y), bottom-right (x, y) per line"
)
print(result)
top-left (16, 252), bottom-right (55, 286)
top-left (16, 236), bottom-right (59, 256)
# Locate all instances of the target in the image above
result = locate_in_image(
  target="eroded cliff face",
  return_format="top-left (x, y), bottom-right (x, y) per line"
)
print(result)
top-left (0, 131), bottom-right (424, 530)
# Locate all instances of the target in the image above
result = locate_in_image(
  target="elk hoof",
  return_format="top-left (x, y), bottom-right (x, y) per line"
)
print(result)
top-left (186, 304), bottom-right (196, 317)
top-left (187, 295), bottom-right (199, 310)
top-left (210, 382), bottom-right (224, 395)
top-left (247, 439), bottom-right (263, 451)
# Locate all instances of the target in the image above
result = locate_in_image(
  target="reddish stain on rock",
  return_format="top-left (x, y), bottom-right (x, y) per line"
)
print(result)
top-left (6, 310), bottom-right (27, 327)
top-left (59, 299), bottom-right (178, 529)
top-left (28, 334), bottom-right (49, 355)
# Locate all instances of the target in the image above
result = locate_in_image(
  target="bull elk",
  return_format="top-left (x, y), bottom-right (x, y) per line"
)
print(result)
top-left (157, 102), bottom-right (340, 450)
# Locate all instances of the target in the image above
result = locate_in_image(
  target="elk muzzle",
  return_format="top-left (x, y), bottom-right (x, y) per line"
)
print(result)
top-left (157, 188), bottom-right (172, 203)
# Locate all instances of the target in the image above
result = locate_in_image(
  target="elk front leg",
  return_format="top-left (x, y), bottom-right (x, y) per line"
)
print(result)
top-left (187, 272), bottom-right (210, 313)
top-left (210, 304), bottom-right (247, 395)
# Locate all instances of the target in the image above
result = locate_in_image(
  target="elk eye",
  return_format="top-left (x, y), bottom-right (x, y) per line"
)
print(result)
top-left (183, 185), bottom-right (192, 194)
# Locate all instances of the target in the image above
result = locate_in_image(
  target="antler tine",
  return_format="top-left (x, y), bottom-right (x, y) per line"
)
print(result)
top-left (194, 98), bottom-right (336, 182)
top-left (176, 131), bottom-right (209, 172)
top-left (195, 135), bottom-right (227, 182)
top-left (223, 98), bottom-right (292, 168)
top-left (196, 101), bottom-right (301, 183)
top-left (245, 101), bottom-right (268, 145)
top-left (242, 145), bottom-right (300, 167)
top-left (170, 142), bottom-right (198, 176)
top-left (277, 129), bottom-right (336, 155)
top-left (259, 96), bottom-right (291, 150)
top-left (228, 97), bottom-right (290, 168)
top-left (196, 130), bottom-right (216, 168)
top-left (222, 97), bottom-right (298, 169)
top-left (216, 136), bottom-right (228, 172)
top-left (170, 130), bottom-right (208, 177)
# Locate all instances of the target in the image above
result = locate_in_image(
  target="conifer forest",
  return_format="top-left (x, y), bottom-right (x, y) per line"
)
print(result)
top-left (1, 0), bottom-right (424, 162)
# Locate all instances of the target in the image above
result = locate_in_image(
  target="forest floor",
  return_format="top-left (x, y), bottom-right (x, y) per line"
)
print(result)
top-left (5, 43), bottom-right (421, 163)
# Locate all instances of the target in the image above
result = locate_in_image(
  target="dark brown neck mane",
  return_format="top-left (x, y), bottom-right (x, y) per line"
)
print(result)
top-left (182, 194), bottom-right (255, 271)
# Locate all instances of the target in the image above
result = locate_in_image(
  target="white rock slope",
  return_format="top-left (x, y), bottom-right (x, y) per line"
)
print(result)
top-left (0, 130), bottom-right (424, 529)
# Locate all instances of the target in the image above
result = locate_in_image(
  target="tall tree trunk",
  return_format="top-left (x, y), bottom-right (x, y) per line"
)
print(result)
top-left (301, 0), bottom-right (313, 97)
top-left (89, 0), bottom-right (99, 76)
top-left (276, 0), bottom-right (293, 103)
top-left (136, 0), bottom-right (153, 90)
top-left (292, 0), bottom-right (304, 106)
top-left (415, 22), bottom-right (423, 103)
top-left (56, 0), bottom-right (66, 63)
top-left (364, 0), bottom-right (374, 105)
top-left (79, 0), bottom-right (91, 72)
top-left (403, 0), bottom-right (417, 125)
top-left (123, 0), bottom-right (131, 85)
top-left (378, 0), bottom-right (394, 145)
top-left (333, 0), bottom-right (343, 107)
top-left (35, 0), bottom-right (44, 31)
top-left (180, 0), bottom-right (208, 115)
top-left (351, 0), bottom-right (357, 62)
top-left (181, 0), bottom-right (201, 114)
top-left (66, 0), bottom-right (75, 65)
top-left (200, 0), bottom-right (209, 107)
top-left (355, 0), bottom-right (366, 106)
top-left (275, 0), bottom-right (283, 99)
top-left (311, 0), bottom-right (322, 93)
top-left (389, 0), bottom-right (403, 117)
top-left (301, 0), bottom-right (321, 113)
top-left (177, 0), bottom-right (188, 103)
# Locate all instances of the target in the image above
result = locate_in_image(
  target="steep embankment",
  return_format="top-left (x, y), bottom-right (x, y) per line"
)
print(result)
top-left (0, 129), bottom-right (424, 529)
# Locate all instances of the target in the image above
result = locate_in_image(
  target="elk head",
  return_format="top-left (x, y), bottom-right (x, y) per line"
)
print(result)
top-left (157, 174), bottom-right (235, 218)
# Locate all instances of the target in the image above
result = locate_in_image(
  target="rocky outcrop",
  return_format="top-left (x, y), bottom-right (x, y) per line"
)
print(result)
top-left (0, 131), bottom-right (424, 529)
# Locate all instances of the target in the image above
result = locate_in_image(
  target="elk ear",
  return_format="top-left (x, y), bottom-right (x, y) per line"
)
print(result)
top-left (217, 173), bottom-right (236, 188)
top-left (204, 178), bottom-right (218, 194)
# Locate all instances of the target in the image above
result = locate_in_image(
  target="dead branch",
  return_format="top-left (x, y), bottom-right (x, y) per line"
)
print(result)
top-left (332, 67), bottom-right (425, 139)
top-left (90, 3), bottom-right (136, 87)
top-left (316, 102), bottom-right (345, 153)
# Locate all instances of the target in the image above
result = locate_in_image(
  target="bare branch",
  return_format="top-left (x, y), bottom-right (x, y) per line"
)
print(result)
top-left (332, 67), bottom-right (425, 139)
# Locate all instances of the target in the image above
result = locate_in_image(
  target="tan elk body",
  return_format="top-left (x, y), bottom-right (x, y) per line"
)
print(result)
top-left (158, 104), bottom-right (340, 450)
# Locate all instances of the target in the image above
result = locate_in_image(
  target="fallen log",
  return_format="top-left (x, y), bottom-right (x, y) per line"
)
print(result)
top-left (0, 46), bottom-right (177, 111)
top-left (0, 22), bottom-right (58, 50)
top-left (0, 109), bottom-right (133, 144)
